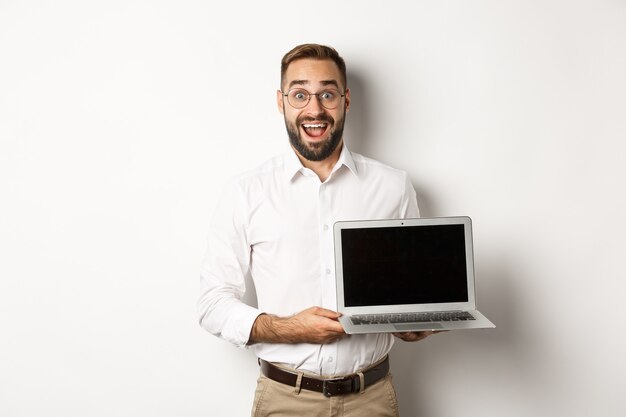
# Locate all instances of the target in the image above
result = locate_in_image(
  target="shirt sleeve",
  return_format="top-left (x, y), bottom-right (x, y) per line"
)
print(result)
top-left (400, 171), bottom-right (420, 218)
top-left (197, 180), bottom-right (262, 347)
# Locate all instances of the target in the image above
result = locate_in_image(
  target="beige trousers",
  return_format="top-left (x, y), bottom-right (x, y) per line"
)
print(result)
top-left (251, 373), bottom-right (400, 417)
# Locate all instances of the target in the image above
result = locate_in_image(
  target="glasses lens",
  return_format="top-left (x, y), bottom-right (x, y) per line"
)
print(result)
top-left (287, 89), bottom-right (310, 109)
top-left (286, 89), bottom-right (343, 109)
top-left (318, 90), bottom-right (341, 109)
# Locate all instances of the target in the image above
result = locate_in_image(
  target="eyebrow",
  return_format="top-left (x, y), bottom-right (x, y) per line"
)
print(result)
top-left (288, 79), bottom-right (340, 89)
top-left (320, 80), bottom-right (340, 88)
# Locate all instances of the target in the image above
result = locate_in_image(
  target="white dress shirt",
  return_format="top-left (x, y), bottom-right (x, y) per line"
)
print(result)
top-left (198, 143), bottom-right (419, 375)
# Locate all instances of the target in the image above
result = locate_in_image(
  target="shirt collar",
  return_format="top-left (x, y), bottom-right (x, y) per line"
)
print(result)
top-left (336, 142), bottom-right (358, 177)
top-left (284, 142), bottom-right (358, 182)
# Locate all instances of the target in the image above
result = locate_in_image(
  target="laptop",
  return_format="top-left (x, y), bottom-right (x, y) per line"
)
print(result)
top-left (333, 216), bottom-right (495, 334)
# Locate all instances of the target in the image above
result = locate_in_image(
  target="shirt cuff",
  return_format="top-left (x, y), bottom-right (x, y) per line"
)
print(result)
top-left (222, 302), bottom-right (264, 348)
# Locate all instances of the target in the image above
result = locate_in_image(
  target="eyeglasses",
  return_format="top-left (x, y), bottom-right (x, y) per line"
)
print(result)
top-left (282, 88), bottom-right (346, 109)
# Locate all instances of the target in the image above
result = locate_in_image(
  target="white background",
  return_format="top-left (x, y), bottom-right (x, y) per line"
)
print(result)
top-left (1, 1), bottom-right (625, 416)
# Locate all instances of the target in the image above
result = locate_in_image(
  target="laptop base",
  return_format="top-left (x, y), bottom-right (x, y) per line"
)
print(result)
top-left (339, 310), bottom-right (495, 334)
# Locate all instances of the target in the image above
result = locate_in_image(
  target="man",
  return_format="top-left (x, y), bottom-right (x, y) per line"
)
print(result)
top-left (198, 44), bottom-right (438, 417)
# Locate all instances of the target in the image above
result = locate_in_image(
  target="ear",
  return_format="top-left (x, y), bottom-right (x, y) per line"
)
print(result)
top-left (344, 88), bottom-right (351, 113)
top-left (277, 89), bottom-right (285, 114)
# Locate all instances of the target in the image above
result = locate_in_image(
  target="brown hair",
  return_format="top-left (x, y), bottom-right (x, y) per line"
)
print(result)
top-left (280, 43), bottom-right (347, 90)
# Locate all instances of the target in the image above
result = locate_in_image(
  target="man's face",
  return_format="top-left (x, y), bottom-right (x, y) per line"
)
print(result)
top-left (277, 58), bottom-right (350, 162)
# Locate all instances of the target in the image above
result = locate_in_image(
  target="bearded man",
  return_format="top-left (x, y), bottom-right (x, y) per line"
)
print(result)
top-left (198, 43), bottom-right (438, 417)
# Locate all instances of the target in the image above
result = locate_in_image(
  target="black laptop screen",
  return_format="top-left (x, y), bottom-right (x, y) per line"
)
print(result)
top-left (341, 224), bottom-right (469, 307)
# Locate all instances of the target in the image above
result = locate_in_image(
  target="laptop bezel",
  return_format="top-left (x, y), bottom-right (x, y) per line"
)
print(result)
top-left (333, 216), bottom-right (478, 316)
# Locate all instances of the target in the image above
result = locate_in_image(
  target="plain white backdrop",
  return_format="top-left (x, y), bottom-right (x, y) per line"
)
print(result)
top-left (1, 1), bottom-right (625, 416)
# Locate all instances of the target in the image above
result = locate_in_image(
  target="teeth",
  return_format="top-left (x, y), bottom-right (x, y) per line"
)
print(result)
top-left (303, 123), bottom-right (326, 128)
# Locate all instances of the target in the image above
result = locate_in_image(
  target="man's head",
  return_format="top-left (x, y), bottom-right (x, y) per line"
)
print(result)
top-left (278, 44), bottom-right (350, 162)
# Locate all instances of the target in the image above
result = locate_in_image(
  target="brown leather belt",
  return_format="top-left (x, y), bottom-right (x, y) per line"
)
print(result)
top-left (259, 356), bottom-right (389, 397)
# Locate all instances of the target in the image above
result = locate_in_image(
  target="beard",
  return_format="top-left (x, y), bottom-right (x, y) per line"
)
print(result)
top-left (285, 112), bottom-right (345, 162)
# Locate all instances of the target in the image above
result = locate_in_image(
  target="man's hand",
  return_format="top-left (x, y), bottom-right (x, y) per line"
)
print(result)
top-left (249, 307), bottom-right (346, 345)
top-left (392, 330), bottom-right (446, 342)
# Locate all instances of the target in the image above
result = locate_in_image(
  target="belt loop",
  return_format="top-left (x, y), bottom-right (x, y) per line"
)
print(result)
top-left (294, 372), bottom-right (304, 395)
top-left (357, 371), bottom-right (365, 394)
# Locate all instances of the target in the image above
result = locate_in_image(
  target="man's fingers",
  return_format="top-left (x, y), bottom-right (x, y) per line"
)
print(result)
top-left (289, 307), bottom-right (346, 343)
top-left (326, 320), bottom-right (346, 333)
top-left (312, 311), bottom-right (345, 333)
top-left (314, 309), bottom-right (346, 334)
top-left (309, 306), bottom-right (342, 319)
top-left (392, 330), bottom-right (440, 342)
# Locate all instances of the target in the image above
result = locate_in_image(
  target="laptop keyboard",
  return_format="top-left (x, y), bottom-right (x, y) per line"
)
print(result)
top-left (351, 311), bottom-right (476, 325)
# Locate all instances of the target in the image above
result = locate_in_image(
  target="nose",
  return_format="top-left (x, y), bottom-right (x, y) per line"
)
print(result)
top-left (304, 94), bottom-right (325, 114)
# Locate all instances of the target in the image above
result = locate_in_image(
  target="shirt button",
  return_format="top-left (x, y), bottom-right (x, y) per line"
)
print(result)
top-left (326, 268), bottom-right (331, 275)
top-left (323, 224), bottom-right (329, 231)
top-left (328, 356), bottom-right (334, 362)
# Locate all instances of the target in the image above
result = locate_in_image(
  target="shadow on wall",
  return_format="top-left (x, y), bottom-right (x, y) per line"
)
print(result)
top-left (344, 70), bottom-right (374, 158)
top-left (413, 183), bottom-right (439, 218)
top-left (389, 255), bottom-right (534, 416)
top-left (346, 69), bottom-right (436, 218)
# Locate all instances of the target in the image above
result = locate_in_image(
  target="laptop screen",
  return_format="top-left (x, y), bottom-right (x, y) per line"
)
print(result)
top-left (340, 224), bottom-right (469, 307)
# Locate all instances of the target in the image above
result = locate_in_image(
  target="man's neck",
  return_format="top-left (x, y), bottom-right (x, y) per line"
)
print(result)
top-left (294, 141), bottom-right (343, 183)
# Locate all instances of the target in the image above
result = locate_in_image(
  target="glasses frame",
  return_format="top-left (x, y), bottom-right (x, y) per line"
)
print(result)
top-left (281, 88), bottom-right (346, 110)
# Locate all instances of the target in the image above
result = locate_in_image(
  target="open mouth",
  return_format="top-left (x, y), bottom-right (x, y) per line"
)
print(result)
top-left (301, 122), bottom-right (329, 139)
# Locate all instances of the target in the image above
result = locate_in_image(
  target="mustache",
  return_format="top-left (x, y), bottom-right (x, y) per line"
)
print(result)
top-left (296, 114), bottom-right (334, 125)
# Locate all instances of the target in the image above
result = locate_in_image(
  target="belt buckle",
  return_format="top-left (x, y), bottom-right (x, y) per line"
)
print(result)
top-left (322, 378), bottom-right (347, 397)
